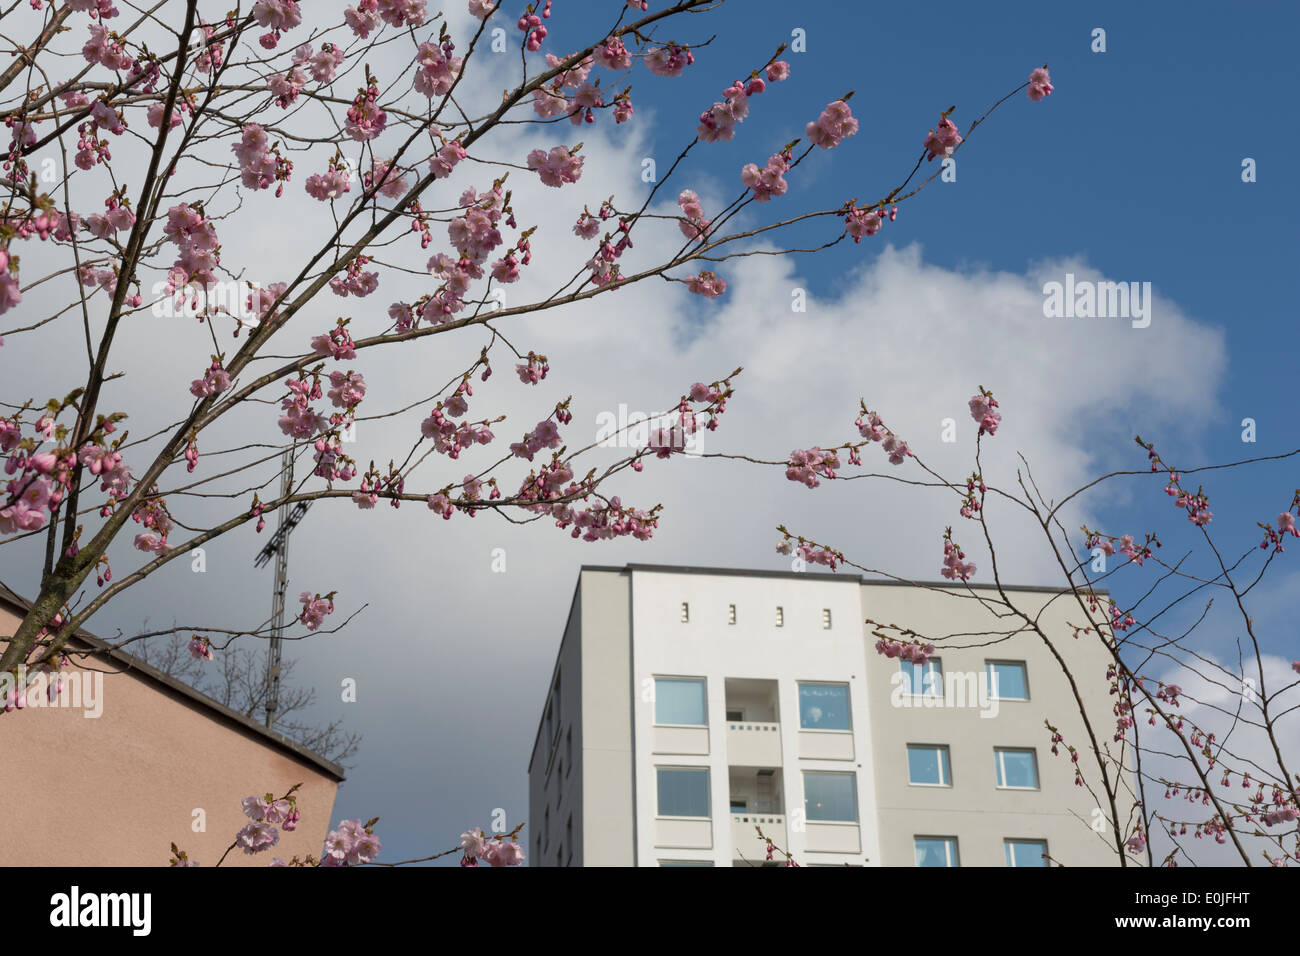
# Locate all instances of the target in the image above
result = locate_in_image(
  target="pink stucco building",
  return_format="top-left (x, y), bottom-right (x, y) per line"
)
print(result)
top-left (0, 587), bottom-right (343, 865)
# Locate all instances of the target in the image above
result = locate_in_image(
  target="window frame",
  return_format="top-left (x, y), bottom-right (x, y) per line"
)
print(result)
top-left (1004, 838), bottom-right (1049, 867)
top-left (656, 766), bottom-right (712, 819)
top-left (653, 676), bottom-right (709, 727)
top-left (802, 770), bottom-right (859, 823)
top-left (906, 743), bottom-right (953, 787)
top-left (994, 747), bottom-right (1041, 790)
top-left (914, 835), bottom-right (960, 867)
top-left (796, 681), bottom-right (853, 732)
top-left (986, 660), bottom-right (1030, 701)
top-left (900, 658), bottom-right (945, 698)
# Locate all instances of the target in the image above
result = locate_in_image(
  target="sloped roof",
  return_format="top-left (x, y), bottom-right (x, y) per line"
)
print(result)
top-left (0, 585), bottom-right (346, 782)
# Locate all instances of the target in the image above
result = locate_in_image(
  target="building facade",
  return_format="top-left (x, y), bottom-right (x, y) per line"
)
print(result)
top-left (527, 564), bottom-right (1128, 867)
top-left (0, 588), bottom-right (344, 866)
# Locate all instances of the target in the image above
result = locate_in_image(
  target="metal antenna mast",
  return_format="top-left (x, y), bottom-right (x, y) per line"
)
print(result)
top-left (254, 448), bottom-right (311, 729)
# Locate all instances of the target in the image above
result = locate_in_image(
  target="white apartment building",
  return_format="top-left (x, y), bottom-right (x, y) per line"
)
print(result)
top-left (527, 564), bottom-right (1127, 867)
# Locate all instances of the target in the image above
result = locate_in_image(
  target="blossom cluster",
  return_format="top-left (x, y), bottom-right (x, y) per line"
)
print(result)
top-left (874, 638), bottom-right (936, 664)
top-left (459, 827), bottom-right (525, 866)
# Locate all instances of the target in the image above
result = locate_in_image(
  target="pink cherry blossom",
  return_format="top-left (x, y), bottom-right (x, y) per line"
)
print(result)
top-left (376, 0), bottom-right (426, 28)
top-left (366, 158), bottom-right (409, 199)
top-left (844, 203), bottom-right (895, 242)
top-left (460, 827), bottom-right (487, 857)
top-left (527, 146), bottom-right (584, 187)
top-left (0, 248), bottom-right (20, 316)
top-left (189, 363), bottom-right (232, 398)
top-left (805, 100), bottom-right (858, 149)
top-left (968, 390), bottom-right (1001, 437)
top-left (697, 84), bottom-right (749, 143)
top-left (532, 87), bottom-right (569, 119)
top-left (414, 41), bottom-right (462, 98)
top-left (327, 370), bottom-right (366, 408)
top-left (596, 35), bottom-right (632, 71)
top-left (344, 1), bottom-right (382, 38)
top-left (766, 60), bottom-right (790, 82)
top-left (481, 839), bottom-right (525, 867)
top-left (922, 116), bottom-right (963, 161)
top-left (147, 100), bottom-right (185, 129)
top-left (645, 42), bottom-right (694, 77)
top-left (428, 139), bottom-right (467, 179)
top-left (1027, 66), bottom-right (1054, 102)
top-left (875, 638), bottom-right (936, 664)
top-left (298, 591), bottom-right (334, 630)
top-left (940, 536), bottom-right (976, 581)
top-left (741, 151), bottom-right (789, 201)
top-left (786, 447), bottom-right (841, 488)
top-left (252, 0), bottom-right (301, 31)
top-left (236, 821), bottom-right (280, 853)
top-left (686, 270), bottom-right (727, 298)
top-left (305, 166), bottom-right (351, 201)
top-left (677, 190), bottom-right (711, 240)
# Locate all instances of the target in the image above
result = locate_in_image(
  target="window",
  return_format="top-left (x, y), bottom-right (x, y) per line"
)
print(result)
top-left (798, 682), bottom-right (852, 730)
top-left (907, 744), bottom-right (952, 787)
top-left (775, 606), bottom-right (784, 627)
top-left (725, 710), bottom-right (744, 722)
top-left (987, 661), bottom-right (1030, 700)
top-left (680, 602), bottom-right (690, 623)
top-left (730, 798), bottom-right (747, 813)
top-left (660, 860), bottom-right (714, 867)
top-left (1005, 839), bottom-right (1049, 867)
top-left (994, 748), bottom-right (1040, 789)
top-left (900, 658), bottom-right (943, 697)
top-left (914, 836), bottom-right (960, 867)
top-left (822, 608), bottom-right (832, 629)
top-left (728, 604), bottom-right (737, 625)
top-left (657, 767), bottom-right (710, 817)
top-left (803, 772), bottom-right (857, 822)
top-left (655, 677), bottom-right (707, 726)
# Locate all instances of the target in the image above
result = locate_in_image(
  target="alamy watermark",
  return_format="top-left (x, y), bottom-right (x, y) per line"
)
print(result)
top-left (1042, 273), bottom-right (1151, 328)
top-left (889, 669), bottom-right (1000, 718)
top-left (2, 666), bottom-right (104, 718)
top-left (595, 404), bottom-right (705, 456)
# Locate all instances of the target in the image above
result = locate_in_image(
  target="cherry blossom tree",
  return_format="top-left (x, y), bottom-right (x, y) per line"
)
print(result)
top-left (1, 0), bottom-right (1057, 863)
top-left (768, 390), bottom-right (1300, 866)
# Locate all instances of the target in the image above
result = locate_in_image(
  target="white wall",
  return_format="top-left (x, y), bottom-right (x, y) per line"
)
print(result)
top-left (629, 568), bottom-right (878, 866)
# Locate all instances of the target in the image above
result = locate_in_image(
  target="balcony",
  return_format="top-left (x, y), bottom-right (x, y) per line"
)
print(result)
top-left (729, 766), bottom-right (784, 861)
top-left (731, 813), bottom-right (787, 864)
top-left (724, 678), bottom-right (782, 765)
top-left (727, 721), bottom-right (782, 766)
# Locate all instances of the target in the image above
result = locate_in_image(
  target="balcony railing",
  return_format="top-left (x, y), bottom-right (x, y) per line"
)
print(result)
top-left (726, 721), bottom-right (782, 765)
top-left (731, 813), bottom-right (787, 862)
